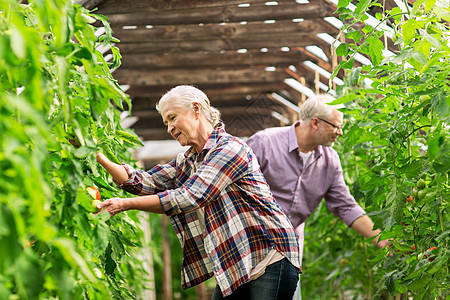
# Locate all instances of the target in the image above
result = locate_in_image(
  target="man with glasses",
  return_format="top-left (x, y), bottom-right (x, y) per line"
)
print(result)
top-left (246, 94), bottom-right (390, 299)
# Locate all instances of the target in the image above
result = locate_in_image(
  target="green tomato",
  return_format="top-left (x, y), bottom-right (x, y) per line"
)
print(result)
top-left (412, 188), bottom-right (419, 199)
top-left (417, 179), bottom-right (426, 189)
top-left (417, 189), bottom-right (428, 200)
top-left (90, 200), bottom-right (101, 212)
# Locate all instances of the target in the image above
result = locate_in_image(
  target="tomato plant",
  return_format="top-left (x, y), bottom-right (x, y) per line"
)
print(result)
top-left (303, 1), bottom-right (449, 299)
top-left (0, 0), bottom-right (148, 298)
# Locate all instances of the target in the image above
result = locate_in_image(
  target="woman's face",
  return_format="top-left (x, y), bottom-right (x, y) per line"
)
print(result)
top-left (160, 101), bottom-right (199, 148)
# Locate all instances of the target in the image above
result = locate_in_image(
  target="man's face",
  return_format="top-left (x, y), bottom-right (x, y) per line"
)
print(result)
top-left (316, 109), bottom-right (344, 147)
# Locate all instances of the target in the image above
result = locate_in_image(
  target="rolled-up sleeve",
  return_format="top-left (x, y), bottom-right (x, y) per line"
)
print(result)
top-left (119, 160), bottom-right (178, 196)
top-left (159, 141), bottom-right (249, 216)
top-left (324, 159), bottom-right (365, 227)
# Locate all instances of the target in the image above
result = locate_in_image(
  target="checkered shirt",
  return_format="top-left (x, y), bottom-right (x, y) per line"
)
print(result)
top-left (120, 124), bottom-right (300, 296)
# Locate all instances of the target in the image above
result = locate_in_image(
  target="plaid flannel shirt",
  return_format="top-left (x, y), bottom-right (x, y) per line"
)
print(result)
top-left (120, 124), bottom-right (300, 296)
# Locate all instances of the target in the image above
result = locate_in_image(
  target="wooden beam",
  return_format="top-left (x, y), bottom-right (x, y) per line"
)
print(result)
top-left (114, 66), bottom-right (307, 86)
top-left (120, 49), bottom-right (310, 69)
top-left (132, 106), bottom-right (281, 119)
top-left (116, 34), bottom-right (329, 54)
top-left (76, 0), bottom-right (104, 10)
top-left (112, 20), bottom-right (339, 43)
top-left (98, 2), bottom-right (336, 26)
top-left (97, 0), bottom-right (299, 13)
top-left (133, 128), bottom-right (172, 140)
top-left (127, 82), bottom-right (288, 99)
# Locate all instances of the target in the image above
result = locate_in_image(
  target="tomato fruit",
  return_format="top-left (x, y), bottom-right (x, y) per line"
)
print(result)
top-left (87, 186), bottom-right (101, 200)
top-left (417, 179), bottom-right (426, 189)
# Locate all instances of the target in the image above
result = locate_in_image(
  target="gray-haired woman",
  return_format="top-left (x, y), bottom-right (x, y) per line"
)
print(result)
top-left (96, 85), bottom-right (301, 299)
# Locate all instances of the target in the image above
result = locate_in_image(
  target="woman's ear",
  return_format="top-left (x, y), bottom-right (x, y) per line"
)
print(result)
top-left (192, 102), bottom-right (201, 119)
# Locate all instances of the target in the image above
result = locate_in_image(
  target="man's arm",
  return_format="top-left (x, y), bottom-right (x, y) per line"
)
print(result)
top-left (351, 215), bottom-right (390, 248)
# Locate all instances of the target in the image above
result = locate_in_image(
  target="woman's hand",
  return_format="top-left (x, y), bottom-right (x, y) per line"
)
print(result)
top-left (96, 152), bottom-right (129, 184)
top-left (97, 197), bottom-right (129, 217)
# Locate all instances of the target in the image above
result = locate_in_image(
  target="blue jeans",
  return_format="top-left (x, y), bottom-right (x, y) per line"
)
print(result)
top-left (211, 258), bottom-right (299, 300)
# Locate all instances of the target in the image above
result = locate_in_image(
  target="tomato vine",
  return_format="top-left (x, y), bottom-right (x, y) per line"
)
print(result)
top-left (303, 1), bottom-right (448, 299)
top-left (0, 0), bottom-right (147, 298)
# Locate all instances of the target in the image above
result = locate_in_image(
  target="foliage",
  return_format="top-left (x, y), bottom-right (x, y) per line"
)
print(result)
top-left (0, 0), bottom-right (149, 298)
top-left (303, 0), bottom-right (449, 299)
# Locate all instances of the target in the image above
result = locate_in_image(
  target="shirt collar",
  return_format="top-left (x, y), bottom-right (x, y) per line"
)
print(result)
top-left (184, 122), bottom-right (225, 159)
top-left (288, 121), bottom-right (300, 153)
top-left (288, 121), bottom-right (323, 158)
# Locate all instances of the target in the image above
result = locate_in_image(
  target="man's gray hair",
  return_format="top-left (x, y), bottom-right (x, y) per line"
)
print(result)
top-left (299, 94), bottom-right (336, 121)
top-left (156, 85), bottom-right (221, 126)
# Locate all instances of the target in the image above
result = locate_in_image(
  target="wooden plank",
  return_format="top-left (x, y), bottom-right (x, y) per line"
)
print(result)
top-left (131, 94), bottom-right (286, 112)
top-left (99, 2), bottom-right (336, 26)
top-left (115, 34), bottom-right (328, 54)
top-left (127, 80), bottom-right (287, 99)
top-left (97, 0), bottom-right (296, 13)
top-left (120, 49), bottom-right (310, 69)
top-left (133, 128), bottom-right (172, 140)
top-left (132, 105), bottom-right (281, 119)
top-left (114, 66), bottom-right (307, 86)
top-left (112, 20), bottom-right (339, 43)
top-left (76, 0), bottom-right (104, 10)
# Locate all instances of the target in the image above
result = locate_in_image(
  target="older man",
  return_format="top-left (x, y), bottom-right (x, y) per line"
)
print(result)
top-left (246, 95), bottom-right (390, 299)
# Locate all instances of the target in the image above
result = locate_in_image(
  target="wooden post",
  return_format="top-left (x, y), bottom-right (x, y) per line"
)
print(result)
top-left (142, 213), bottom-right (157, 300)
top-left (195, 283), bottom-right (207, 300)
top-left (331, 45), bottom-right (337, 91)
top-left (315, 70), bottom-right (320, 94)
top-left (162, 215), bottom-right (172, 300)
top-left (299, 76), bottom-right (307, 104)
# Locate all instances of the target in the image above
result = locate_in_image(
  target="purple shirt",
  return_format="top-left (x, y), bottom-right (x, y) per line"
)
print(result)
top-left (246, 122), bottom-right (365, 261)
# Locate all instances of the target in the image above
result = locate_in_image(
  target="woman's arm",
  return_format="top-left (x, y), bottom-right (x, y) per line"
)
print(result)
top-left (96, 153), bottom-right (129, 184)
top-left (97, 194), bottom-right (164, 216)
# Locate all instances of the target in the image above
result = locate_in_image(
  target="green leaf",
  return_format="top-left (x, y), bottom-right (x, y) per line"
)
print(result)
top-left (346, 29), bottom-right (362, 42)
top-left (434, 5), bottom-right (450, 22)
top-left (426, 135), bottom-right (444, 160)
top-left (425, 35), bottom-right (441, 49)
top-left (72, 146), bottom-right (95, 158)
top-left (431, 92), bottom-right (449, 122)
top-left (330, 94), bottom-right (358, 105)
top-left (336, 43), bottom-right (349, 56)
top-left (53, 238), bottom-right (96, 282)
top-left (367, 36), bottom-right (384, 66)
top-left (399, 159), bottom-right (423, 179)
top-left (13, 250), bottom-right (44, 299)
top-left (10, 28), bottom-right (26, 60)
top-left (91, 176), bottom-right (118, 192)
top-left (354, 0), bottom-right (371, 19)
top-left (407, 274), bottom-right (432, 291)
top-left (411, 52), bottom-right (427, 65)
top-left (337, 0), bottom-right (351, 9)
top-left (402, 19), bottom-right (418, 45)
top-left (115, 129), bottom-right (144, 147)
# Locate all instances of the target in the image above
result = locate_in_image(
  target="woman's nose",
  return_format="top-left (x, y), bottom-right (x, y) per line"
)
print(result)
top-left (167, 122), bottom-right (174, 134)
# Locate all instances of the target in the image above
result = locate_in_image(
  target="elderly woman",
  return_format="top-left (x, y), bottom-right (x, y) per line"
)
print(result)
top-left (96, 85), bottom-right (301, 299)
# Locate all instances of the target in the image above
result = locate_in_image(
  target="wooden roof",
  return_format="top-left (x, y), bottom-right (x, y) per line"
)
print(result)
top-left (79, 0), bottom-right (402, 140)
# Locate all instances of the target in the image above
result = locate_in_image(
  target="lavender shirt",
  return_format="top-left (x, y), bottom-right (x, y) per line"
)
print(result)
top-left (246, 122), bottom-right (365, 262)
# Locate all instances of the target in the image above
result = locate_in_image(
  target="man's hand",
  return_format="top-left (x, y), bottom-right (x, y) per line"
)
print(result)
top-left (375, 238), bottom-right (391, 249)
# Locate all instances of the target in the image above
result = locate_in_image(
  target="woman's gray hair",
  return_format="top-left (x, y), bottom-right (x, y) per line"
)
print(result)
top-left (299, 94), bottom-right (336, 121)
top-left (156, 85), bottom-right (221, 126)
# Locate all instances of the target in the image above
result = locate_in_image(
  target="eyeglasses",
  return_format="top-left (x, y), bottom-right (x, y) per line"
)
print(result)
top-left (316, 117), bottom-right (344, 131)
